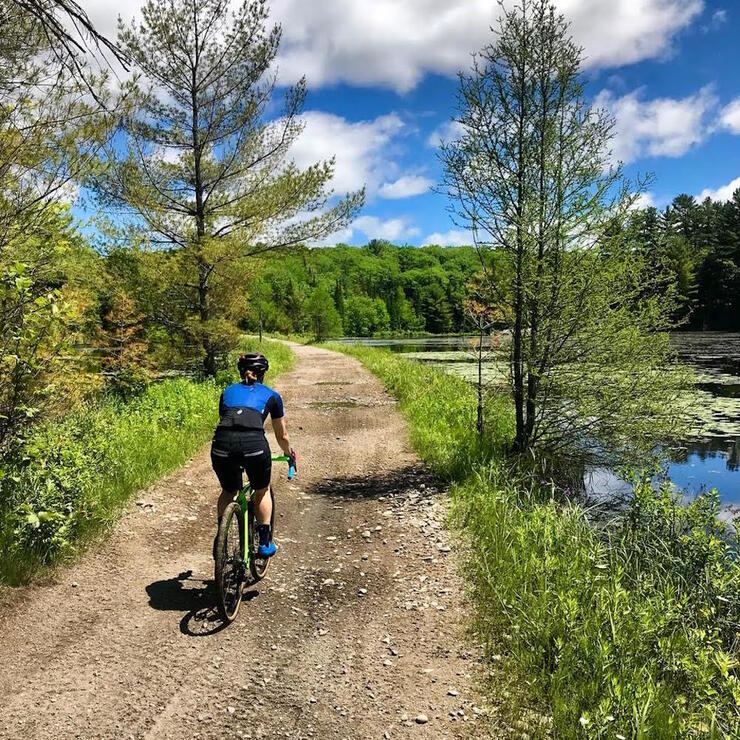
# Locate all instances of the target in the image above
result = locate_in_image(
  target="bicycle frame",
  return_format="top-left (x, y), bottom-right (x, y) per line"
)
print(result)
top-left (235, 454), bottom-right (294, 570)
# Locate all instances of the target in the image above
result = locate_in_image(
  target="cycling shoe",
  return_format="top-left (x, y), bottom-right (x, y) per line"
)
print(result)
top-left (257, 541), bottom-right (277, 558)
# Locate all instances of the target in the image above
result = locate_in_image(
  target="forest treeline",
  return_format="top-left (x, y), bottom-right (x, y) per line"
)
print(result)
top-left (631, 194), bottom-right (740, 330)
top-left (3, 187), bottom-right (736, 441)
top-left (240, 190), bottom-right (740, 338)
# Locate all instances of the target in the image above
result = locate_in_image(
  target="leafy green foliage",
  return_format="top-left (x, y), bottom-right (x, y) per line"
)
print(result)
top-left (0, 2), bottom-right (113, 449)
top-left (0, 337), bottom-right (293, 585)
top-left (456, 473), bottom-right (740, 738)
top-left (0, 206), bottom-right (104, 451)
top-left (0, 379), bottom-right (218, 584)
top-left (305, 286), bottom-right (342, 341)
top-left (243, 244), bottom-right (494, 338)
top-left (95, 288), bottom-right (151, 396)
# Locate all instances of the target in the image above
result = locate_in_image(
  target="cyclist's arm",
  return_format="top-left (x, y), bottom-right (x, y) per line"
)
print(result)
top-left (272, 416), bottom-right (292, 456)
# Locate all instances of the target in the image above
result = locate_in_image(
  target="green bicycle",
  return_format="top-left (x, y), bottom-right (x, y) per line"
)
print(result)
top-left (214, 454), bottom-right (295, 622)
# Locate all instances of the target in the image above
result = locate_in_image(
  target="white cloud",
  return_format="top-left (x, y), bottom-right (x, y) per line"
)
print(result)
top-left (558, 0), bottom-right (703, 67)
top-left (378, 175), bottom-right (434, 199)
top-left (86, 0), bottom-right (704, 93)
top-left (697, 176), bottom-right (740, 202)
top-left (427, 120), bottom-right (466, 148)
top-left (85, 0), bottom-right (140, 39)
top-left (272, 0), bottom-right (703, 91)
top-left (634, 192), bottom-right (657, 209)
top-left (702, 8), bottom-right (728, 31)
top-left (423, 229), bottom-right (473, 246)
top-left (352, 215), bottom-right (421, 241)
top-left (719, 98), bottom-right (740, 134)
top-left (595, 86), bottom-right (716, 163)
top-left (289, 111), bottom-right (405, 195)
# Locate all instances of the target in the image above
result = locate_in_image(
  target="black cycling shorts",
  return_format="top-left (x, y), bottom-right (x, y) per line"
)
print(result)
top-left (210, 435), bottom-right (271, 492)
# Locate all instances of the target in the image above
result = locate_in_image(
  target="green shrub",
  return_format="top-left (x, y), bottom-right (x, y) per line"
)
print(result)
top-left (454, 470), bottom-right (740, 737)
top-left (0, 337), bottom-right (293, 585)
top-left (0, 379), bottom-right (219, 584)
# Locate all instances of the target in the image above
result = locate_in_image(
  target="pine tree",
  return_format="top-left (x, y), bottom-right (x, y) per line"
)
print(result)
top-left (97, 290), bottom-right (150, 394)
top-left (98, 0), bottom-right (363, 374)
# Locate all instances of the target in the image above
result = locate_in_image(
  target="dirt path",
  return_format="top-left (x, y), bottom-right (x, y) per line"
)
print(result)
top-left (0, 343), bottom-right (487, 739)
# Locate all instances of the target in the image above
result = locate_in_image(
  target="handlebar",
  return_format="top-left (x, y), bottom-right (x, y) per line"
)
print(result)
top-left (271, 454), bottom-right (296, 480)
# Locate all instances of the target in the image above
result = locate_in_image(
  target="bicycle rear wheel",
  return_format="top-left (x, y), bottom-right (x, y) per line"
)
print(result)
top-left (249, 486), bottom-right (275, 582)
top-left (215, 501), bottom-right (245, 622)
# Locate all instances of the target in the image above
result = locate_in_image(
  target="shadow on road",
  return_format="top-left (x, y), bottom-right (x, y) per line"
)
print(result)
top-left (145, 570), bottom-right (259, 637)
top-left (146, 570), bottom-right (211, 612)
top-left (308, 464), bottom-right (439, 501)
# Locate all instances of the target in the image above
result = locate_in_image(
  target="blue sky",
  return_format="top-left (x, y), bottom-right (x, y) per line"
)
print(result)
top-left (84, 0), bottom-right (740, 246)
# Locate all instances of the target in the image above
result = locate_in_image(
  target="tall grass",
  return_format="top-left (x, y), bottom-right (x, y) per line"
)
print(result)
top-left (332, 341), bottom-right (740, 739)
top-left (0, 337), bottom-right (294, 586)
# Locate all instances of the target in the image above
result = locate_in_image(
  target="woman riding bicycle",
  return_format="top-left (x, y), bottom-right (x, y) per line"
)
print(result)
top-left (211, 352), bottom-right (296, 558)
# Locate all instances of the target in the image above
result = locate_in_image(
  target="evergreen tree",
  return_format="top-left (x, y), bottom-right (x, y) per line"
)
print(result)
top-left (97, 289), bottom-right (150, 394)
top-left (98, 0), bottom-right (363, 374)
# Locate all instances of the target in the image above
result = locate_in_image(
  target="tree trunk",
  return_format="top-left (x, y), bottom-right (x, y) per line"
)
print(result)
top-left (525, 41), bottom-right (550, 445)
top-left (476, 329), bottom-right (484, 438)
top-left (197, 260), bottom-right (216, 376)
top-left (512, 3), bottom-right (529, 452)
top-left (190, 36), bottom-right (216, 377)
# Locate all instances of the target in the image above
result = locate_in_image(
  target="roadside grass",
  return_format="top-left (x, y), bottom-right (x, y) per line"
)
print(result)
top-left (331, 341), bottom-right (740, 739)
top-left (0, 337), bottom-right (294, 587)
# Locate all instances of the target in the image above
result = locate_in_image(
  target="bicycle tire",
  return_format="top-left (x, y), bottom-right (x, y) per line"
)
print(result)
top-left (214, 501), bottom-right (245, 622)
top-left (249, 486), bottom-right (275, 582)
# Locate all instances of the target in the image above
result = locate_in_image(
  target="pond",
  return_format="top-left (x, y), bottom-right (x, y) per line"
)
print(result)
top-left (336, 333), bottom-right (740, 507)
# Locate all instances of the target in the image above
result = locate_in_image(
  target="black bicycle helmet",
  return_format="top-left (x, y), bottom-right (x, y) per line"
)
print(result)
top-left (237, 352), bottom-right (269, 378)
top-left (237, 352), bottom-right (270, 378)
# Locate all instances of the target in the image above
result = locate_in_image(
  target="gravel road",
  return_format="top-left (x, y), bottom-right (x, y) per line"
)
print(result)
top-left (0, 343), bottom-right (487, 739)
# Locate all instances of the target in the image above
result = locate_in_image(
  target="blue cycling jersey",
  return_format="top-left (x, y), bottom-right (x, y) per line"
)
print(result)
top-left (216, 382), bottom-right (284, 436)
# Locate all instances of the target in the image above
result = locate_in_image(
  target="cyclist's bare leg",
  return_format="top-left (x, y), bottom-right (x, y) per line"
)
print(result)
top-left (217, 489), bottom-right (237, 517)
top-left (254, 486), bottom-right (272, 525)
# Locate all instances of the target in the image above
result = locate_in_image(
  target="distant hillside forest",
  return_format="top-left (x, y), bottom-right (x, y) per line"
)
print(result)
top-left (244, 243), bottom-right (487, 337)
top-left (242, 192), bottom-right (740, 338)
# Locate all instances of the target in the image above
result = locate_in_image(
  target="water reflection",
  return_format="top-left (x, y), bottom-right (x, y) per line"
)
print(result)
top-left (584, 439), bottom-right (740, 508)
top-left (667, 439), bottom-right (740, 504)
top-left (671, 331), bottom-right (740, 376)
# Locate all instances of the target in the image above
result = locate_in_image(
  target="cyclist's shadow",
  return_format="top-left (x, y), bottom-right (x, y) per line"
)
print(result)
top-left (145, 570), bottom-right (257, 637)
